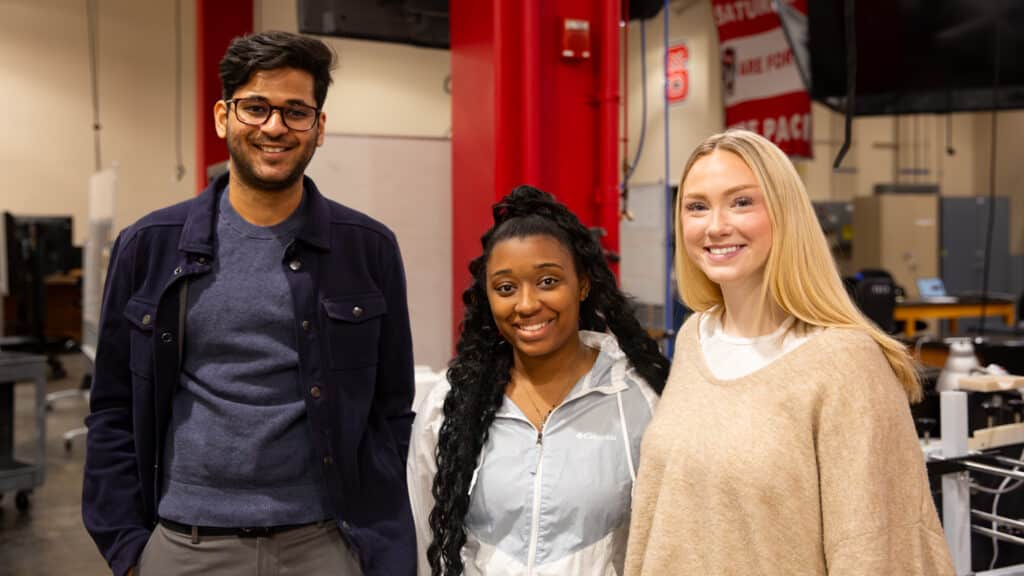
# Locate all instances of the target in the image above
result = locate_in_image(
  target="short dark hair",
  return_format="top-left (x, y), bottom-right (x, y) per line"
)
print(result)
top-left (219, 30), bottom-right (335, 108)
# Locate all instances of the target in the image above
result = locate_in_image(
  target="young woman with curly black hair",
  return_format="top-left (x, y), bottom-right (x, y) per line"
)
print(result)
top-left (407, 185), bottom-right (669, 575)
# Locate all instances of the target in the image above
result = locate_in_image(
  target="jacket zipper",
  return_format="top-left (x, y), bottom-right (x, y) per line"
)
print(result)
top-left (526, 401), bottom-right (565, 575)
top-left (526, 428), bottom-right (544, 574)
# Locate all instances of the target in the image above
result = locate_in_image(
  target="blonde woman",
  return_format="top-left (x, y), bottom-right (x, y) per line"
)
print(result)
top-left (625, 130), bottom-right (954, 575)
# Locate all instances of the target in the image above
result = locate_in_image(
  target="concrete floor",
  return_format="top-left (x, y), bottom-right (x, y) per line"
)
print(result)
top-left (0, 352), bottom-right (110, 576)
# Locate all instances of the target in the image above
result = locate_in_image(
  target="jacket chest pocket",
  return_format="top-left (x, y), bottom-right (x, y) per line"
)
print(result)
top-left (124, 296), bottom-right (156, 380)
top-left (322, 292), bottom-right (387, 370)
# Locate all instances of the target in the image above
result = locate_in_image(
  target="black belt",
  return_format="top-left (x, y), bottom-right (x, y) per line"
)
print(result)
top-left (159, 518), bottom-right (317, 538)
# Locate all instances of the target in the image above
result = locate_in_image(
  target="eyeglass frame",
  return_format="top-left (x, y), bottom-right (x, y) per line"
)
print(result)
top-left (223, 97), bottom-right (322, 132)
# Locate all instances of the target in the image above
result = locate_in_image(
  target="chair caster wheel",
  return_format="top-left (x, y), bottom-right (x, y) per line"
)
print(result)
top-left (15, 491), bottom-right (31, 512)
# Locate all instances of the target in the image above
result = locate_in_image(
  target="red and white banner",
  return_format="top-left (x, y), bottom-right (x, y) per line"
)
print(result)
top-left (712, 0), bottom-right (811, 157)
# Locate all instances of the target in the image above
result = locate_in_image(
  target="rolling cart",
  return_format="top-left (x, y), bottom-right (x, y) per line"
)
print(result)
top-left (0, 351), bottom-right (47, 511)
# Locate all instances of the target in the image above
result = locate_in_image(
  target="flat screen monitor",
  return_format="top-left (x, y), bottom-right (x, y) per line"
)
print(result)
top-left (3, 213), bottom-right (76, 337)
top-left (4, 213), bottom-right (75, 280)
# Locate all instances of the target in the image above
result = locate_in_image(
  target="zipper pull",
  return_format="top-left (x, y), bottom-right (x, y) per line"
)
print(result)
top-left (536, 409), bottom-right (551, 446)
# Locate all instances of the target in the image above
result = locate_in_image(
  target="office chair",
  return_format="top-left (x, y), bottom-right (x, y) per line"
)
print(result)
top-left (854, 276), bottom-right (898, 334)
top-left (850, 268), bottom-right (933, 335)
top-left (1018, 290), bottom-right (1024, 332)
top-left (45, 374), bottom-right (89, 452)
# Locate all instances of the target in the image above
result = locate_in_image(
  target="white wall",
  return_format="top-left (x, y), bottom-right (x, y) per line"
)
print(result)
top-left (618, 0), bottom-right (724, 313)
top-left (259, 0), bottom-right (454, 369)
top-left (305, 134), bottom-right (453, 371)
top-left (624, 0), bottom-right (724, 188)
top-left (0, 0), bottom-right (197, 245)
top-left (1, 0), bottom-right (455, 363)
top-left (0, 0), bottom-right (451, 245)
top-left (258, 0), bottom-right (451, 138)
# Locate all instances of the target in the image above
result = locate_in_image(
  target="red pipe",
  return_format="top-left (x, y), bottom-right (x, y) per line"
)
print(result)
top-left (621, 2), bottom-right (629, 182)
top-left (522, 0), bottom-right (541, 186)
top-left (596, 0), bottom-right (621, 276)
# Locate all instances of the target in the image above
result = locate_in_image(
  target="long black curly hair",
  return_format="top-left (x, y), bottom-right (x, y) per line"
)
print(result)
top-left (426, 185), bottom-right (670, 575)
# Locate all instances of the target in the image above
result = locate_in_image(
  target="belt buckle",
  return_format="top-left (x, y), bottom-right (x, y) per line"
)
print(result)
top-left (238, 526), bottom-right (273, 538)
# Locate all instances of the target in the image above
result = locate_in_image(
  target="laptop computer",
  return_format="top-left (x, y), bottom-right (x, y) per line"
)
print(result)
top-left (916, 277), bottom-right (958, 303)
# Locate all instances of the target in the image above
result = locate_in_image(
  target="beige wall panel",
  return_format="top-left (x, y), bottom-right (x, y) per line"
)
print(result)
top-left (796, 102), bottom-right (835, 201)
top-left (1, 0), bottom-right (197, 244)
top-left (990, 111), bottom-right (1024, 254)
top-left (259, 0), bottom-right (451, 138)
top-left (625, 0), bottom-right (724, 187)
top-left (853, 195), bottom-right (939, 293)
top-left (965, 111), bottom-right (1024, 253)
top-left (934, 113), bottom-right (978, 197)
top-left (304, 134), bottom-right (452, 370)
top-left (849, 116), bottom-right (895, 198)
top-left (852, 196), bottom-right (881, 272)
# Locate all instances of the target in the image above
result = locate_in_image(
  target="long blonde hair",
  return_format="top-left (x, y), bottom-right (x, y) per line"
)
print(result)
top-left (675, 130), bottom-right (921, 401)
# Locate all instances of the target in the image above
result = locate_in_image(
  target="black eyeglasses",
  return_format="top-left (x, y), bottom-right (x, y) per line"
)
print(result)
top-left (225, 97), bottom-right (320, 132)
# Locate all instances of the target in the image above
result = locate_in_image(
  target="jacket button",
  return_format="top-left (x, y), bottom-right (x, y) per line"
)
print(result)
top-left (160, 331), bottom-right (174, 343)
top-left (196, 256), bottom-right (208, 265)
top-left (288, 259), bottom-right (302, 271)
top-left (310, 386), bottom-right (322, 399)
top-left (173, 266), bottom-right (182, 276)
top-left (352, 306), bottom-right (363, 318)
top-left (301, 320), bottom-right (311, 332)
top-left (141, 314), bottom-right (152, 326)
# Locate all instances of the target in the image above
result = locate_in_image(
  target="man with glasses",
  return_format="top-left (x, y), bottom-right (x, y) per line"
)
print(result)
top-left (83, 31), bottom-right (415, 576)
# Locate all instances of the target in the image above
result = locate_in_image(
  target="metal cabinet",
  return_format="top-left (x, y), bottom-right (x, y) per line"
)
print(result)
top-left (940, 196), bottom-right (1011, 296)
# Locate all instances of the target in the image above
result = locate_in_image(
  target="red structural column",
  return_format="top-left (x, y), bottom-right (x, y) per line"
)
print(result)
top-left (595, 0), bottom-right (621, 276)
top-left (195, 0), bottom-right (252, 193)
top-left (450, 0), bottom-right (621, 341)
top-left (450, 0), bottom-right (500, 344)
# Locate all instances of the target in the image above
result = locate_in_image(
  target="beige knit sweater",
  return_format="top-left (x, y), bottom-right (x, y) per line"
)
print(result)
top-left (624, 316), bottom-right (954, 575)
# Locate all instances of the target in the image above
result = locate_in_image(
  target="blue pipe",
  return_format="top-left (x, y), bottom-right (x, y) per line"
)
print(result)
top-left (662, 0), bottom-right (674, 358)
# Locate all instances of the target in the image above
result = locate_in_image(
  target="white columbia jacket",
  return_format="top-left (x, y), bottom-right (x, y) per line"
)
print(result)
top-left (407, 331), bottom-right (659, 575)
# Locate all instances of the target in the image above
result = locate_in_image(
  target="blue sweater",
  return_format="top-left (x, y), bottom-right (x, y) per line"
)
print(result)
top-left (158, 189), bottom-right (328, 527)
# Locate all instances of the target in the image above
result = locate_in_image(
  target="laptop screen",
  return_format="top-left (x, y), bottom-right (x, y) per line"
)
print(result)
top-left (916, 277), bottom-right (947, 298)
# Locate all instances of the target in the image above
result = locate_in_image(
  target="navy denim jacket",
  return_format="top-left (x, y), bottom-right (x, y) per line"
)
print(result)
top-left (82, 174), bottom-right (416, 576)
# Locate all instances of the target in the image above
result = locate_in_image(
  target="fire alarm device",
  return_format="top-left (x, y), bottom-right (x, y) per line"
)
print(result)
top-left (562, 18), bottom-right (590, 59)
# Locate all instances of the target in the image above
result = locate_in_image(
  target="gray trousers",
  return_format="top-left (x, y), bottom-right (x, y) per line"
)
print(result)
top-left (137, 522), bottom-right (362, 576)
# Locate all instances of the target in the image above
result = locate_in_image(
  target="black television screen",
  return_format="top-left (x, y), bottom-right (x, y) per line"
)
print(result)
top-left (297, 0), bottom-right (450, 49)
top-left (809, 0), bottom-right (1024, 115)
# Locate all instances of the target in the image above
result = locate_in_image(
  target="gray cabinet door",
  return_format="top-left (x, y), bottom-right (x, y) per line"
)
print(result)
top-left (940, 196), bottom-right (1011, 296)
